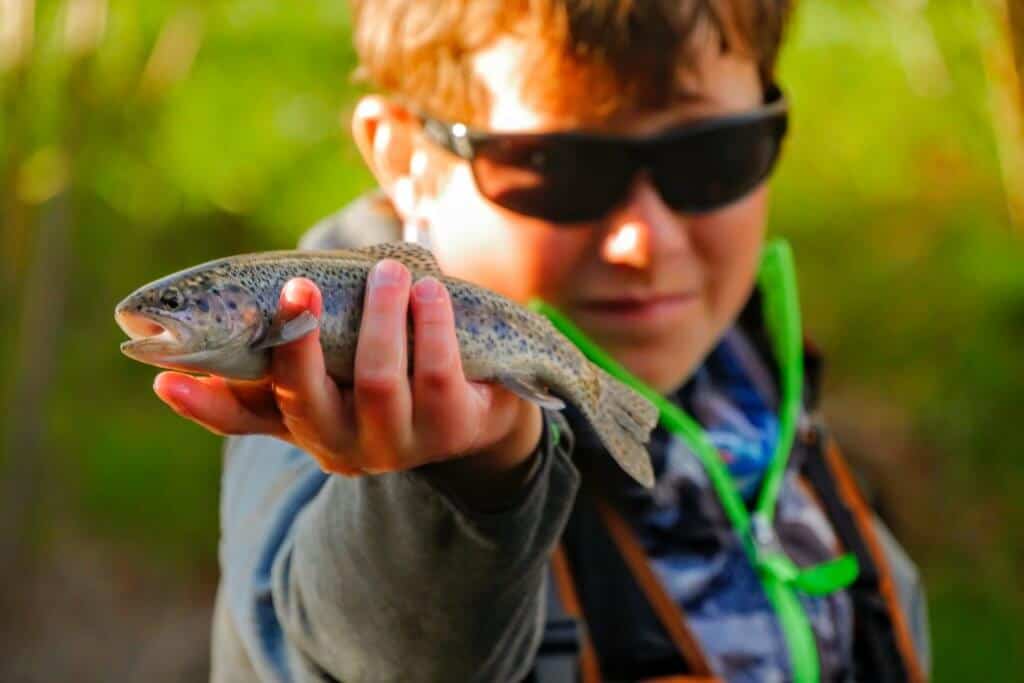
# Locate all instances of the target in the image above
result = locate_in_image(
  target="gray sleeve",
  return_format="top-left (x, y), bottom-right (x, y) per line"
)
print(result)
top-left (873, 516), bottom-right (931, 678)
top-left (274, 412), bottom-right (579, 682)
top-left (211, 410), bottom-right (579, 683)
top-left (298, 193), bottom-right (402, 251)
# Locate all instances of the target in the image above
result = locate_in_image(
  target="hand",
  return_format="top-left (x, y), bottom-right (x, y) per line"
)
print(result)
top-left (153, 260), bottom-right (543, 503)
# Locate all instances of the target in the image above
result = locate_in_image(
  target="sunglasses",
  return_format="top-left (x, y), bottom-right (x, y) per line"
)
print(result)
top-left (420, 85), bottom-right (788, 224)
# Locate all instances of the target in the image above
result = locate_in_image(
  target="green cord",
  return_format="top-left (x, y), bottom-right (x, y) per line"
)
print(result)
top-left (529, 238), bottom-right (858, 682)
top-left (755, 240), bottom-right (804, 526)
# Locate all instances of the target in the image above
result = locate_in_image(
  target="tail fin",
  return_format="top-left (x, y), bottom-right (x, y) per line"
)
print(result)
top-left (580, 368), bottom-right (659, 488)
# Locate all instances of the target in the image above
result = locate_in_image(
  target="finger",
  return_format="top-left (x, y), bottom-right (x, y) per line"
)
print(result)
top-left (270, 278), bottom-right (353, 455)
top-left (354, 259), bottom-right (414, 464)
top-left (221, 376), bottom-right (365, 475)
top-left (465, 380), bottom-right (534, 453)
top-left (409, 276), bottom-right (478, 456)
top-left (221, 378), bottom-right (280, 419)
top-left (154, 372), bottom-right (288, 438)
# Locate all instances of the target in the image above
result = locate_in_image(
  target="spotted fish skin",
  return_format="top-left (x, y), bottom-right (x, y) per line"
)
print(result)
top-left (115, 242), bottom-right (658, 486)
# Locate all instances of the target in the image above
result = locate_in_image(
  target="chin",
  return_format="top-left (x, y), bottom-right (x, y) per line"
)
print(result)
top-left (605, 339), bottom-right (705, 395)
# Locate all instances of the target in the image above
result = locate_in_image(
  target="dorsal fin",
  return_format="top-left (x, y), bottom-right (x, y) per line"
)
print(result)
top-left (332, 241), bottom-right (442, 276)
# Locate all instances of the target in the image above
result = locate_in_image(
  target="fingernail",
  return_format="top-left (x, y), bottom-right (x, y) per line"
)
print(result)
top-left (414, 277), bottom-right (444, 302)
top-left (283, 279), bottom-right (309, 307)
top-left (154, 372), bottom-right (176, 395)
top-left (372, 260), bottom-right (403, 287)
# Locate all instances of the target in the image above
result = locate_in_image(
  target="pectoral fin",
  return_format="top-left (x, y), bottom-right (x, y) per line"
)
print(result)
top-left (252, 310), bottom-right (319, 350)
top-left (498, 373), bottom-right (566, 410)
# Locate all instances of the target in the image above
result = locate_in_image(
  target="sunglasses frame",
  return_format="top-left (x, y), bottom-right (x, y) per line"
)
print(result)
top-left (419, 84), bottom-right (789, 220)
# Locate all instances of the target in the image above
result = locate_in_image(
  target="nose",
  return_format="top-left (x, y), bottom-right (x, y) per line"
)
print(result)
top-left (599, 174), bottom-right (689, 269)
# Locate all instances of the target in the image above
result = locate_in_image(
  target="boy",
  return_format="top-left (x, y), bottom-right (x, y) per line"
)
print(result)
top-left (154, 1), bottom-right (931, 680)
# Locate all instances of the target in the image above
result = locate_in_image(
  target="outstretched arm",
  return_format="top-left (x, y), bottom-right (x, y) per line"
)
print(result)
top-left (156, 270), bottom-right (580, 681)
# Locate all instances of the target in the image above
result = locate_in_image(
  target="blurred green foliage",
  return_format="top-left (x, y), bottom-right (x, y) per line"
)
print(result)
top-left (2, 0), bottom-right (1022, 679)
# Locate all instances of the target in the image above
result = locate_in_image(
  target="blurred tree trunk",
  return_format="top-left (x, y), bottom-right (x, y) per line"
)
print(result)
top-left (0, 0), bottom-right (36, 589)
top-left (1005, 0), bottom-right (1023, 228)
top-left (0, 0), bottom-right (88, 586)
top-left (1010, 1), bottom-right (1023, 106)
top-left (0, 191), bottom-right (71, 586)
top-left (1, 82), bottom-right (28, 293)
top-left (982, 0), bottom-right (1024, 231)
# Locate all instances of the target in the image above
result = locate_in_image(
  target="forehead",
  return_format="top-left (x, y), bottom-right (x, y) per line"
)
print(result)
top-left (471, 37), bottom-right (762, 135)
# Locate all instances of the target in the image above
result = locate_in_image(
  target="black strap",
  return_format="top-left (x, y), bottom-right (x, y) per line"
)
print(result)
top-left (532, 545), bottom-right (604, 683)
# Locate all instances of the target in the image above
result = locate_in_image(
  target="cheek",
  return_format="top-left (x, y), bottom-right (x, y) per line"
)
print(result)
top-left (515, 228), bottom-right (594, 305)
top-left (691, 187), bottom-right (768, 319)
top-left (427, 164), bottom-right (593, 302)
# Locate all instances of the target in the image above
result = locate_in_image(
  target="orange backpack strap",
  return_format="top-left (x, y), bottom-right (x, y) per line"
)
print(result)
top-left (820, 437), bottom-right (928, 683)
top-left (550, 530), bottom-right (721, 683)
top-left (549, 545), bottom-right (603, 683)
top-left (592, 498), bottom-right (718, 680)
top-left (799, 425), bottom-right (928, 683)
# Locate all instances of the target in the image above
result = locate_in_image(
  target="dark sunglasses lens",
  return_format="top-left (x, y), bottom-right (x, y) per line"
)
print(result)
top-left (652, 115), bottom-right (785, 213)
top-left (471, 138), bottom-right (632, 223)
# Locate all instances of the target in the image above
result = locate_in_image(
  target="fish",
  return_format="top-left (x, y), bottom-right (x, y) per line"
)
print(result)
top-left (114, 241), bottom-right (658, 487)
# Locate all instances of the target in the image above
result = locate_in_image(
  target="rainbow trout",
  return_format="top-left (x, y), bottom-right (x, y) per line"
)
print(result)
top-left (115, 241), bottom-right (657, 486)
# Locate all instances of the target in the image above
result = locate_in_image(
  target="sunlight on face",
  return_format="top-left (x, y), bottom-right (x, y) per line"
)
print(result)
top-left (604, 223), bottom-right (645, 267)
top-left (417, 39), bottom-right (769, 393)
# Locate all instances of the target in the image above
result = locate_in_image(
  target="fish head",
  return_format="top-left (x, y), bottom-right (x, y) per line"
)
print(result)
top-left (115, 266), bottom-right (269, 379)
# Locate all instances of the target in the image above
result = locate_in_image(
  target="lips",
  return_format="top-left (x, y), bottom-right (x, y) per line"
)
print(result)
top-left (569, 291), bottom-right (699, 329)
top-left (577, 292), bottom-right (694, 310)
top-left (575, 291), bottom-right (699, 313)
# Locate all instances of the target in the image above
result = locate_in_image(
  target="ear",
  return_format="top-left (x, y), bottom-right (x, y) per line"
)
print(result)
top-left (351, 95), bottom-right (422, 218)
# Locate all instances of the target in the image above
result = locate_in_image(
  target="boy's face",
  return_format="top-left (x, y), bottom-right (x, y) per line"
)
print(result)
top-left (358, 39), bottom-right (768, 393)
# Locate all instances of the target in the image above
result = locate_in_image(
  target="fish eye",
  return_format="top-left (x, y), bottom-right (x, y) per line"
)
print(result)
top-left (160, 288), bottom-right (183, 310)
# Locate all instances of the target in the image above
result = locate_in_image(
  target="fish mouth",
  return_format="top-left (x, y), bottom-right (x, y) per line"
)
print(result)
top-left (115, 306), bottom-right (195, 362)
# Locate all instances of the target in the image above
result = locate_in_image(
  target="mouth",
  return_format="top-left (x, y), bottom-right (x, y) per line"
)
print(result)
top-left (576, 292), bottom-right (698, 311)
top-left (115, 306), bottom-right (192, 359)
top-left (571, 291), bottom-right (699, 326)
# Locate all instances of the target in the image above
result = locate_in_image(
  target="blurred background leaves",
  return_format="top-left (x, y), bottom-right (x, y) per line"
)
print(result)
top-left (0, 0), bottom-right (1021, 680)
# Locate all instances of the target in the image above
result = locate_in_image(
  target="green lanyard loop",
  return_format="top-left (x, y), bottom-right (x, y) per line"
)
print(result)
top-left (529, 238), bottom-right (858, 682)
